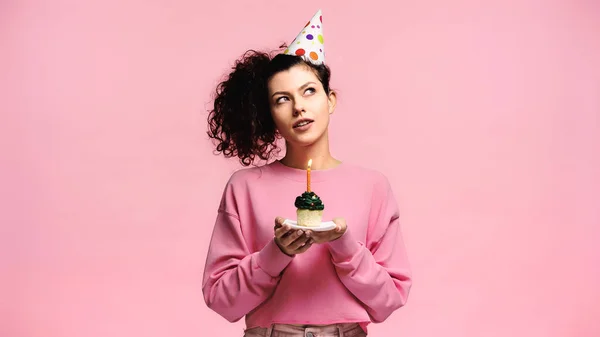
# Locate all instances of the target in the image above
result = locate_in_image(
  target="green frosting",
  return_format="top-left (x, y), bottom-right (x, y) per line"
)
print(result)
top-left (294, 191), bottom-right (325, 210)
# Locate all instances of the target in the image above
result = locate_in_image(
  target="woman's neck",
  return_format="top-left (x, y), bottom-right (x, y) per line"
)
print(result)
top-left (279, 134), bottom-right (341, 170)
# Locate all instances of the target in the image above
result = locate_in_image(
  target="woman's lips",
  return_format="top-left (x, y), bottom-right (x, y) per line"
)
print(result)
top-left (293, 119), bottom-right (314, 131)
top-left (293, 119), bottom-right (314, 128)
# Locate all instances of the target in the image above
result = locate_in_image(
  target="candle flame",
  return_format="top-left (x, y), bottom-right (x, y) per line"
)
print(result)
top-left (308, 159), bottom-right (312, 169)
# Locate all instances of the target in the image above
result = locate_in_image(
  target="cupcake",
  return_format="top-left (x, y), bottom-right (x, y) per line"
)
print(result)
top-left (294, 191), bottom-right (324, 227)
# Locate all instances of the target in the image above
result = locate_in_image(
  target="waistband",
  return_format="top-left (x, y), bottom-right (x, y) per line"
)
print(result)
top-left (244, 322), bottom-right (365, 337)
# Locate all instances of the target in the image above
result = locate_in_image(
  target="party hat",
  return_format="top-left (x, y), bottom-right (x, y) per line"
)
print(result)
top-left (283, 9), bottom-right (325, 64)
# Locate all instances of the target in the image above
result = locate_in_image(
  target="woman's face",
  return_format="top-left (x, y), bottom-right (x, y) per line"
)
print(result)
top-left (267, 64), bottom-right (336, 147)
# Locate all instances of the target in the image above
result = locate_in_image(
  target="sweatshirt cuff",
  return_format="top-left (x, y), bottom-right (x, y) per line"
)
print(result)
top-left (256, 238), bottom-right (294, 277)
top-left (326, 228), bottom-right (362, 263)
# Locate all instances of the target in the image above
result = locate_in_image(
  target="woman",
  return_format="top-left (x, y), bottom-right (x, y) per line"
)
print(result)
top-left (202, 10), bottom-right (412, 337)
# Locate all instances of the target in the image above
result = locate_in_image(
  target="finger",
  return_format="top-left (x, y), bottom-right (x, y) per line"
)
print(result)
top-left (305, 230), bottom-right (326, 242)
top-left (332, 218), bottom-right (346, 231)
top-left (282, 230), bottom-right (304, 246)
top-left (281, 229), bottom-right (304, 247)
top-left (289, 235), bottom-right (311, 250)
top-left (293, 238), bottom-right (313, 253)
top-left (274, 222), bottom-right (287, 233)
top-left (274, 217), bottom-right (285, 229)
top-left (294, 242), bottom-right (312, 254)
top-left (275, 225), bottom-right (292, 239)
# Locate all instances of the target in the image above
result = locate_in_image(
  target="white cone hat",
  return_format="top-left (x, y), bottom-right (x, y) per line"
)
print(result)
top-left (283, 9), bottom-right (325, 64)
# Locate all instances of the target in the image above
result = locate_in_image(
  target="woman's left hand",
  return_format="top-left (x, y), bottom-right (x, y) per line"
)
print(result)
top-left (304, 217), bottom-right (347, 244)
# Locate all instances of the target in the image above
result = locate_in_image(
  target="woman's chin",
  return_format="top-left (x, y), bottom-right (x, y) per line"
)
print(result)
top-left (285, 134), bottom-right (324, 148)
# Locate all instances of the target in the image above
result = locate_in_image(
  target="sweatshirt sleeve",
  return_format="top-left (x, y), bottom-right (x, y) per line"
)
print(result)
top-left (325, 175), bottom-right (412, 323)
top-left (202, 210), bottom-right (294, 323)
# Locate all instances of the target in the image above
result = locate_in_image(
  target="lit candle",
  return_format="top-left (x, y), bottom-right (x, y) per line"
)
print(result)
top-left (307, 159), bottom-right (312, 192)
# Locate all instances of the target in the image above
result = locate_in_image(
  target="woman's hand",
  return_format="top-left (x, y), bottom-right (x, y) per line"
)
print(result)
top-left (274, 217), bottom-right (313, 257)
top-left (305, 217), bottom-right (347, 244)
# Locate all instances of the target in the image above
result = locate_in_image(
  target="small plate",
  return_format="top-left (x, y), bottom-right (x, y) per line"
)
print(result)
top-left (282, 219), bottom-right (337, 232)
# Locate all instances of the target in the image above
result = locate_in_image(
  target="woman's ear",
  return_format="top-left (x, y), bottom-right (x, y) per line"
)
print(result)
top-left (328, 91), bottom-right (337, 114)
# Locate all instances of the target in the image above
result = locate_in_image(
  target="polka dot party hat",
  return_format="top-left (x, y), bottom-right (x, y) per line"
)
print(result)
top-left (283, 9), bottom-right (325, 64)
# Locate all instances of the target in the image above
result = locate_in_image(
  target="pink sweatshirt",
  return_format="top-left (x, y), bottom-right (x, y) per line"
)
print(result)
top-left (202, 160), bottom-right (412, 333)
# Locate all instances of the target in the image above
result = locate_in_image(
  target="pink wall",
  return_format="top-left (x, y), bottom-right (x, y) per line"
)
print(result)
top-left (2, 0), bottom-right (599, 336)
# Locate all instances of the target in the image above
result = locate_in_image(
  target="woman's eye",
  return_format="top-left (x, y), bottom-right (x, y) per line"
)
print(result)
top-left (276, 97), bottom-right (289, 104)
top-left (305, 87), bottom-right (316, 95)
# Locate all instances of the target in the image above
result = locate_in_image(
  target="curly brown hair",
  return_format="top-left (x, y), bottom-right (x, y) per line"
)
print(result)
top-left (207, 49), bottom-right (332, 166)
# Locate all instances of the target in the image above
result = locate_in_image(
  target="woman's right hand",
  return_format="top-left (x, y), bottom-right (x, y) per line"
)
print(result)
top-left (273, 217), bottom-right (313, 257)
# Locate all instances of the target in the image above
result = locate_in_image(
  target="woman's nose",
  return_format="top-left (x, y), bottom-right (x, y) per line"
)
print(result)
top-left (293, 102), bottom-right (305, 116)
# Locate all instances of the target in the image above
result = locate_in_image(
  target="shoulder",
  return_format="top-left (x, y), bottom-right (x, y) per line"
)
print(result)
top-left (226, 164), bottom-right (266, 186)
top-left (339, 162), bottom-right (397, 206)
top-left (218, 164), bottom-right (269, 213)
top-left (340, 161), bottom-right (391, 187)
top-left (221, 162), bottom-right (280, 194)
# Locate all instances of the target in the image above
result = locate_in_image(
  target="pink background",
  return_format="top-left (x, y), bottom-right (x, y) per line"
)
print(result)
top-left (2, 0), bottom-right (599, 336)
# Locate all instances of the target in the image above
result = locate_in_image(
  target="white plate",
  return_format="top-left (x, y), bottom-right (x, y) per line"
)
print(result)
top-left (282, 219), bottom-right (337, 232)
